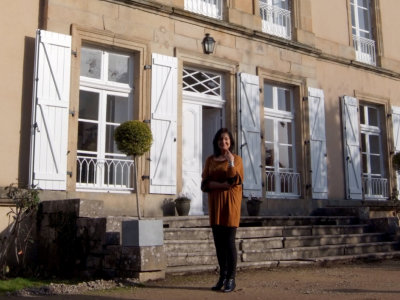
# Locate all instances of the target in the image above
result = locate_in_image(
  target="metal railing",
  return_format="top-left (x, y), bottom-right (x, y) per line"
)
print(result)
top-left (259, 2), bottom-right (291, 39)
top-left (184, 0), bottom-right (222, 19)
top-left (353, 35), bottom-right (376, 66)
top-left (266, 170), bottom-right (301, 197)
top-left (363, 176), bottom-right (388, 199)
top-left (76, 156), bottom-right (134, 191)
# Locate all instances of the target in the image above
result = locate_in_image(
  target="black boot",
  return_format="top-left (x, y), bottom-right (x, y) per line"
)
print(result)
top-left (224, 278), bottom-right (236, 293)
top-left (211, 277), bottom-right (226, 291)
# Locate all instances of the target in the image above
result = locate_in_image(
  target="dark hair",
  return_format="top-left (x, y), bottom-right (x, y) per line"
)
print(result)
top-left (212, 128), bottom-right (235, 156)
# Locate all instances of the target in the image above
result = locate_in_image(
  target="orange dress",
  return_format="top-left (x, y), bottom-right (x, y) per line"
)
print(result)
top-left (201, 154), bottom-right (244, 228)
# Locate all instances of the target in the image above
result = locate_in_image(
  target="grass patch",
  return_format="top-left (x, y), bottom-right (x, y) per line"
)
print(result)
top-left (0, 277), bottom-right (50, 294)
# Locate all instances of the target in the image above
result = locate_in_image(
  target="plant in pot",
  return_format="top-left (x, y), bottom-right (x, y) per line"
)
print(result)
top-left (175, 193), bottom-right (191, 216)
top-left (162, 198), bottom-right (176, 216)
top-left (114, 120), bottom-right (153, 219)
top-left (246, 194), bottom-right (262, 216)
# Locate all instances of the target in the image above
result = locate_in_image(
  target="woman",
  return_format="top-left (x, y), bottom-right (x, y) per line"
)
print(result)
top-left (201, 128), bottom-right (244, 293)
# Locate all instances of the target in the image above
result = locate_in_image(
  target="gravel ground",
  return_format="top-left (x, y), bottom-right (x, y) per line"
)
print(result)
top-left (3, 259), bottom-right (400, 300)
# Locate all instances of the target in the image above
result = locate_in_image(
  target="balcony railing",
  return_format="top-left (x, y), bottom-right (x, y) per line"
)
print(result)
top-left (362, 176), bottom-right (388, 199)
top-left (266, 170), bottom-right (301, 197)
top-left (76, 156), bottom-right (134, 191)
top-left (184, 0), bottom-right (222, 20)
top-left (259, 2), bottom-right (291, 40)
top-left (353, 35), bottom-right (376, 66)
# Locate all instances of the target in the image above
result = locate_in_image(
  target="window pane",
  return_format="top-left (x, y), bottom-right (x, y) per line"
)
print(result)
top-left (108, 53), bottom-right (130, 84)
top-left (367, 107), bottom-right (378, 126)
top-left (278, 145), bottom-right (293, 169)
top-left (105, 124), bottom-right (121, 154)
top-left (264, 84), bottom-right (273, 109)
top-left (79, 90), bottom-right (99, 120)
top-left (369, 135), bottom-right (380, 154)
top-left (361, 133), bottom-right (366, 150)
top-left (80, 48), bottom-right (101, 79)
top-left (106, 95), bottom-right (132, 123)
top-left (278, 121), bottom-right (292, 144)
top-left (78, 122), bottom-right (98, 151)
top-left (265, 143), bottom-right (274, 168)
top-left (277, 88), bottom-right (291, 112)
top-left (265, 118), bottom-right (274, 142)
top-left (359, 105), bottom-right (365, 124)
top-left (358, 7), bottom-right (370, 32)
top-left (362, 153), bottom-right (368, 173)
top-left (370, 155), bottom-right (381, 174)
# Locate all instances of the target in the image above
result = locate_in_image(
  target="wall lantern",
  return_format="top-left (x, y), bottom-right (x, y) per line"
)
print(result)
top-left (202, 33), bottom-right (216, 54)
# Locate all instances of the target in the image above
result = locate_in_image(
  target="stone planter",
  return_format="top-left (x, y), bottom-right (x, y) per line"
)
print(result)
top-left (175, 197), bottom-right (191, 216)
top-left (247, 199), bottom-right (262, 216)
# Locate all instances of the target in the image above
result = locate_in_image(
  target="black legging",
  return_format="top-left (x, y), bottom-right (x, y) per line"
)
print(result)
top-left (212, 225), bottom-right (237, 279)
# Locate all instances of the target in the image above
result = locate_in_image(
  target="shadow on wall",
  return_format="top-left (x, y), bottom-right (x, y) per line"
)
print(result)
top-left (18, 36), bottom-right (35, 187)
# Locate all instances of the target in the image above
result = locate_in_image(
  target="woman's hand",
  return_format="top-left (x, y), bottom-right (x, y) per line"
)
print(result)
top-left (224, 150), bottom-right (234, 164)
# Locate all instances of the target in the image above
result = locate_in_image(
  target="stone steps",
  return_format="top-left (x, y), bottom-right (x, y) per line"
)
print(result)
top-left (163, 216), bottom-right (400, 274)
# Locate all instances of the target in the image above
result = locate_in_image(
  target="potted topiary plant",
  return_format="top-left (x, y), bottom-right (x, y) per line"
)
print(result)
top-left (114, 120), bottom-right (153, 219)
top-left (175, 193), bottom-right (191, 216)
top-left (246, 194), bottom-right (262, 216)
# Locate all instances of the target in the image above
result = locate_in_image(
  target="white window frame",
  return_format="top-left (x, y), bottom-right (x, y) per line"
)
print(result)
top-left (184, 0), bottom-right (222, 20)
top-left (264, 84), bottom-right (299, 198)
top-left (350, 0), bottom-right (376, 65)
top-left (359, 103), bottom-right (387, 199)
top-left (259, 0), bottom-right (292, 40)
top-left (77, 47), bottom-right (135, 192)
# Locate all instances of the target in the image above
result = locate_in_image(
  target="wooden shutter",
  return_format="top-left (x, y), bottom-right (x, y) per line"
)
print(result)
top-left (341, 96), bottom-right (363, 200)
top-left (238, 73), bottom-right (262, 197)
top-left (29, 30), bottom-right (71, 190)
top-left (308, 87), bottom-right (328, 199)
top-left (149, 53), bottom-right (177, 194)
top-left (391, 106), bottom-right (400, 192)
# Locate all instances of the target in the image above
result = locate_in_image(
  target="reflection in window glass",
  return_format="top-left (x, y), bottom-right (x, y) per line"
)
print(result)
top-left (80, 48), bottom-right (102, 79)
top-left (369, 135), bottom-right (380, 154)
top-left (265, 118), bottom-right (274, 142)
top-left (370, 155), bottom-right (381, 174)
top-left (278, 121), bottom-right (292, 144)
top-left (108, 53), bottom-right (130, 84)
top-left (265, 143), bottom-right (274, 168)
top-left (78, 122), bottom-right (98, 151)
top-left (105, 124), bottom-right (121, 154)
top-left (79, 90), bottom-right (99, 120)
top-left (277, 88), bottom-right (291, 112)
top-left (106, 95), bottom-right (132, 123)
top-left (264, 84), bottom-right (273, 109)
top-left (368, 106), bottom-right (378, 126)
top-left (278, 145), bottom-right (293, 169)
top-left (360, 105), bottom-right (365, 124)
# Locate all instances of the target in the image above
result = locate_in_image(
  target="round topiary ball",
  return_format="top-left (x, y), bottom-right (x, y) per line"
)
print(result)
top-left (114, 120), bottom-right (153, 157)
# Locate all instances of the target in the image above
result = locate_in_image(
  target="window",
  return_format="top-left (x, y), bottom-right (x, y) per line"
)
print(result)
top-left (359, 103), bottom-right (387, 198)
top-left (184, 0), bottom-right (222, 19)
top-left (259, 0), bottom-right (291, 39)
top-left (351, 0), bottom-right (376, 65)
top-left (264, 83), bottom-right (299, 197)
top-left (77, 47), bottom-right (135, 191)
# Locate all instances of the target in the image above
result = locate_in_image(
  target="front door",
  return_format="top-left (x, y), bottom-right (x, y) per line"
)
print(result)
top-left (182, 102), bottom-right (223, 215)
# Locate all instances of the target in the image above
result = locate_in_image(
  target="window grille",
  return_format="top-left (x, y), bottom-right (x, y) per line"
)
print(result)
top-left (183, 68), bottom-right (222, 97)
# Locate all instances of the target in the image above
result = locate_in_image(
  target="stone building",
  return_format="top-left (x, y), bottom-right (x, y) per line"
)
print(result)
top-left (1, 0), bottom-right (400, 223)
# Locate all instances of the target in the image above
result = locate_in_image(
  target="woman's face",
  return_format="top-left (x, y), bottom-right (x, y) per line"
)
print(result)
top-left (218, 133), bottom-right (231, 152)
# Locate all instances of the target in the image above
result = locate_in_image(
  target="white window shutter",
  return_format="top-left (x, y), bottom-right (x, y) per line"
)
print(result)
top-left (238, 73), bottom-right (262, 197)
top-left (149, 53), bottom-right (177, 194)
top-left (308, 87), bottom-right (328, 199)
top-left (341, 96), bottom-right (363, 200)
top-left (29, 30), bottom-right (71, 190)
top-left (391, 106), bottom-right (400, 192)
